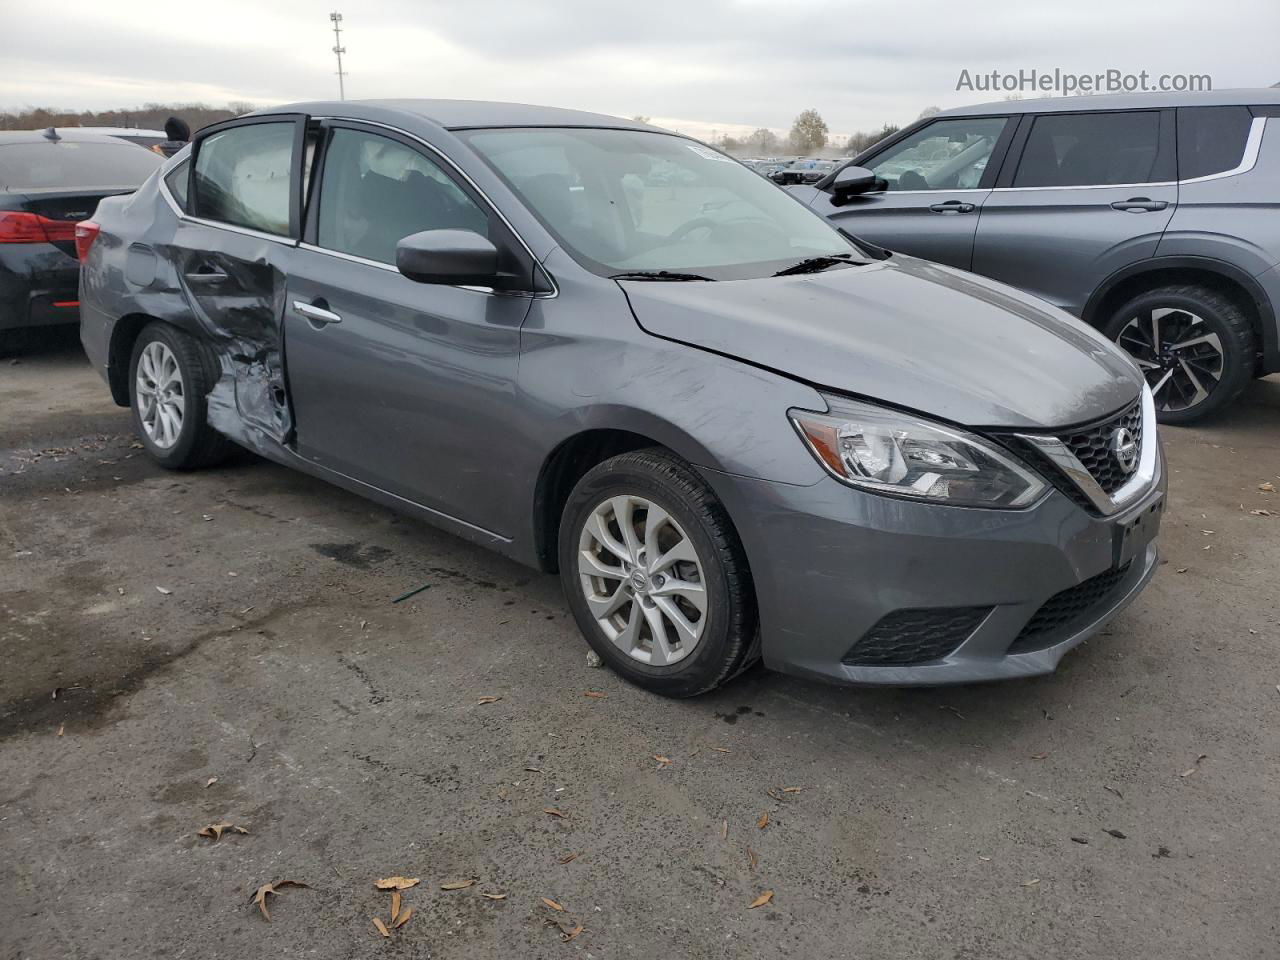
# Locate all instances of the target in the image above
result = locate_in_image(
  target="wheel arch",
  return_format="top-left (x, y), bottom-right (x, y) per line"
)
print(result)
top-left (107, 312), bottom-right (219, 406)
top-left (531, 414), bottom-right (731, 574)
top-left (1083, 257), bottom-right (1276, 371)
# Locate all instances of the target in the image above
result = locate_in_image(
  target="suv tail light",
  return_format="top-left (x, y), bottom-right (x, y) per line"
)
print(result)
top-left (74, 220), bottom-right (102, 263)
top-left (0, 210), bottom-right (78, 244)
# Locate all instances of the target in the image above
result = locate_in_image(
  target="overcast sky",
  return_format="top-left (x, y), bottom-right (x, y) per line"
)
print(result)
top-left (4, 0), bottom-right (1278, 141)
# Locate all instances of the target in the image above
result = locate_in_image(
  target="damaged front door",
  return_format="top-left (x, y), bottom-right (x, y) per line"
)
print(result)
top-left (175, 114), bottom-right (308, 452)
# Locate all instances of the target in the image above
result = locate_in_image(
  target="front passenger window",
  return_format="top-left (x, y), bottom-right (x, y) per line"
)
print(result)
top-left (316, 128), bottom-right (489, 265)
top-left (867, 117), bottom-right (1008, 191)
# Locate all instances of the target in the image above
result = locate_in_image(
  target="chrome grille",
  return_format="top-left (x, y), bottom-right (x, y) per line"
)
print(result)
top-left (1060, 400), bottom-right (1143, 495)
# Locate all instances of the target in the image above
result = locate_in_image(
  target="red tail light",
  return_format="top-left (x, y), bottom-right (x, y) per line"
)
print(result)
top-left (0, 210), bottom-right (79, 244)
top-left (74, 220), bottom-right (101, 263)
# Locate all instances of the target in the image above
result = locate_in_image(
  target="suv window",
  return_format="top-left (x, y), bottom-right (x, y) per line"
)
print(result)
top-left (1014, 111), bottom-right (1165, 188)
top-left (866, 117), bottom-right (1008, 191)
top-left (193, 122), bottom-right (295, 235)
top-left (316, 127), bottom-right (488, 265)
top-left (1177, 106), bottom-right (1253, 179)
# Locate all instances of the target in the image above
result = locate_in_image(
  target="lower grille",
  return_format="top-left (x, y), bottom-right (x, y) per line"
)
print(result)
top-left (1009, 562), bottom-right (1132, 654)
top-left (843, 606), bottom-right (992, 666)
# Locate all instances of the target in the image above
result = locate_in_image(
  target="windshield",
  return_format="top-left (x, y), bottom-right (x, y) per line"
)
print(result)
top-left (0, 140), bottom-right (162, 191)
top-left (460, 127), bottom-right (861, 280)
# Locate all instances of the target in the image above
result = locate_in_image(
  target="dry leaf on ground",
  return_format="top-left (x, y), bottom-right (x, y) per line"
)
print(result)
top-left (748, 890), bottom-right (774, 909)
top-left (481, 892), bottom-right (507, 900)
top-left (654, 755), bottom-right (671, 767)
top-left (720, 820), bottom-right (728, 840)
top-left (756, 811), bottom-right (769, 830)
top-left (544, 807), bottom-right (568, 818)
top-left (747, 847), bottom-right (757, 871)
top-left (155, 586), bottom-right (172, 595)
top-left (541, 897), bottom-right (565, 912)
top-left (559, 919), bottom-right (585, 942)
top-left (440, 879), bottom-right (475, 890)
top-left (711, 746), bottom-right (730, 753)
top-left (375, 876), bottom-right (420, 890)
top-left (782, 786), bottom-right (802, 793)
top-left (1260, 482), bottom-right (1276, 492)
top-left (57, 724), bottom-right (64, 736)
top-left (390, 891), bottom-right (401, 923)
top-left (251, 880), bottom-right (309, 921)
top-left (558, 852), bottom-right (579, 864)
top-left (583, 691), bottom-right (607, 699)
top-left (477, 695), bottom-right (501, 704)
top-left (1022, 878), bottom-right (1041, 887)
top-left (205, 776), bottom-right (218, 788)
top-left (392, 907), bottom-right (413, 929)
top-left (371, 917), bottom-right (390, 938)
top-left (197, 822), bottom-right (249, 841)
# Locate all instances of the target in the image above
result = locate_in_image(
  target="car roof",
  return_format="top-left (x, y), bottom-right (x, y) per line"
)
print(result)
top-left (261, 99), bottom-right (662, 132)
top-left (0, 129), bottom-right (147, 144)
top-left (937, 87), bottom-right (1280, 117)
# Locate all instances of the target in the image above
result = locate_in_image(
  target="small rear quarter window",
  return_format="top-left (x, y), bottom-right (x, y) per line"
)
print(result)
top-left (1177, 106), bottom-right (1254, 180)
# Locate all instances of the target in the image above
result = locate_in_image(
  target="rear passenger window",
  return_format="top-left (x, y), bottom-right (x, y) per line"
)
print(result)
top-left (192, 122), bottom-right (295, 235)
top-left (316, 128), bottom-right (488, 265)
top-left (1014, 112), bottom-right (1165, 187)
top-left (164, 160), bottom-right (189, 210)
top-left (1178, 106), bottom-right (1253, 179)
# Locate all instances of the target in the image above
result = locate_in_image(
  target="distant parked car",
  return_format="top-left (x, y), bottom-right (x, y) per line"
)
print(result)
top-left (0, 129), bottom-right (162, 351)
top-left (79, 100), bottom-right (1162, 697)
top-left (792, 89), bottom-right (1280, 422)
top-left (69, 127), bottom-right (169, 151)
top-left (770, 158), bottom-right (835, 185)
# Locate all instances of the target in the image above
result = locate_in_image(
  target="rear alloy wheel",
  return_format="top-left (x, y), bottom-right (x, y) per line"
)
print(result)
top-left (559, 448), bottom-right (758, 697)
top-left (129, 321), bottom-right (234, 469)
top-left (1105, 285), bottom-right (1255, 424)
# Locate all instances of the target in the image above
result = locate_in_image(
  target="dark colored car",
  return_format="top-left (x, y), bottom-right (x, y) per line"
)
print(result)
top-left (0, 129), bottom-right (162, 351)
top-left (792, 89), bottom-right (1280, 422)
top-left (78, 101), bottom-right (1162, 697)
top-left (769, 158), bottom-right (835, 185)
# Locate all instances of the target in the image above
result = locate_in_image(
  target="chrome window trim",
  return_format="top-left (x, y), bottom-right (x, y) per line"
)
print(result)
top-left (295, 241), bottom-right (551, 298)
top-left (1178, 116), bottom-right (1266, 184)
top-left (992, 181), bottom-right (1177, 193)
top-left (310, 115), bottom-right (559, 299)
top-left (1014, 384), bottom-right (1159, 516)
top-left (857, 188), bottom-right (990, 196)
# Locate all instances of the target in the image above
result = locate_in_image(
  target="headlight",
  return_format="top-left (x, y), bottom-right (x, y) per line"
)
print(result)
top-left (790, 395), bottom-right (1047, 509)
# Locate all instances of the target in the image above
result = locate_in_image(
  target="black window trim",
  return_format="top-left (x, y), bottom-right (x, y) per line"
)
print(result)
top-left (186, 112), bottom-right (308, 242)
top-left (298, 116), bottom-right (555, 297)
top-left (992, 107), bottom-right (1177, 192)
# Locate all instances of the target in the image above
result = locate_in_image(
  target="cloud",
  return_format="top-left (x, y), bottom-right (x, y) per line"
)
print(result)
top-left (3, 0), bottom-right (1277, 138)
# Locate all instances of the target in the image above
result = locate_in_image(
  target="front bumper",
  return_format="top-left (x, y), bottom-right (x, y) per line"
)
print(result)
top-left (704, 445), bottom-right (1165, 686)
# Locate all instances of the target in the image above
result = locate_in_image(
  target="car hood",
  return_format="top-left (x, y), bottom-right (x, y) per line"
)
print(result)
top-left (619, 254), bottom-right (1143, 430)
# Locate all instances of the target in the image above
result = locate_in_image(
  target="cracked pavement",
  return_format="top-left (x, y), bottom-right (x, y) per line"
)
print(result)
top-left (2, 330), bottom-right (1279, 958)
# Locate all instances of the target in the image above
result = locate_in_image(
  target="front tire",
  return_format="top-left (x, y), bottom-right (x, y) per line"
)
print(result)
top-left (558, 448), bottom-right (758, 698)
top-left (1104, 284), bottom-right (1255, 424)
top-left (129, 321), bottom-right (232, 469)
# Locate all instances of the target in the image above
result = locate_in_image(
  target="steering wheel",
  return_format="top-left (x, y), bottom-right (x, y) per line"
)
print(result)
top-left (667, 217), bottom-right (718, 242)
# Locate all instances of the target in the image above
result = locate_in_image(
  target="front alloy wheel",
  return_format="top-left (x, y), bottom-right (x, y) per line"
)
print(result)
top-left (559, 448), bottom-right (758, 697)
top-left (578, 495), bottom-right (707, 666)
top-left (1105, 284), bottom-right (1256, 424)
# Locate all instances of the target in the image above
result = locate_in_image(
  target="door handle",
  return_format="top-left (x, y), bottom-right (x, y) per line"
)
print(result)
top-left (293, 300), bottom-right (342, 326)
top-left (929, 201), bottom-right (976, 214)
top-left (185, 269), bottom-right (228, 282)
top-left (1110, 198), bottom-right (1169, 212)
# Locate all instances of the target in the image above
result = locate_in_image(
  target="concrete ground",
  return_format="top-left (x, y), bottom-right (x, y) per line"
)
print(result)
top-left (2, 328), bottom-right (1278, 959)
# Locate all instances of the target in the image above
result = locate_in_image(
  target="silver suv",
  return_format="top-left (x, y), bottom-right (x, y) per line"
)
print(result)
top-left (794, 90), bottom-right (1280, 422)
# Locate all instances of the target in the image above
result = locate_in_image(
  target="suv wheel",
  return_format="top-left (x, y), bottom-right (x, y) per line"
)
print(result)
top-left (1104, 284), bottom-right (1255, 424)
top-left (129, 321), bottom-right (233, 469)
top-left (558, 448), bottom-right (758, 698)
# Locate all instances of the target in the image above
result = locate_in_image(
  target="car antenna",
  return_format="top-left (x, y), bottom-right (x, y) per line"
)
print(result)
top-left (43, 127), bottom-right (61, 141)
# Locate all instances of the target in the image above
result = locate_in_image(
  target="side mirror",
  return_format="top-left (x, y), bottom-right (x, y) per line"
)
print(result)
top-left (396, 229), bottom-right (499, 286)
top-left (829, 165), bottom-right (887, 203)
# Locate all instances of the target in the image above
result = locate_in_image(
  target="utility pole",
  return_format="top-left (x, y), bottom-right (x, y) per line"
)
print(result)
top-left (330, 12), bottom-right (347, 101)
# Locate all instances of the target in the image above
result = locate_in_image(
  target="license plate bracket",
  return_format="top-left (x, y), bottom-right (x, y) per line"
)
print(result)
top-left (1114, 497), bottom-right (1163, 569)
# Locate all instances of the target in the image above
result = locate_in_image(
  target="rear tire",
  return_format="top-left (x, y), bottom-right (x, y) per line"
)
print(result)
top-left (558, 448), bottom-right (758, 698)
top-left (1103, 284), bottom-right (1255, 424)
top-left (128, 321), bottom-right (233, 469)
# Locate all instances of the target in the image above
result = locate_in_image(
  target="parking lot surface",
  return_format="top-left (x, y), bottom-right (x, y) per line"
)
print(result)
top-left (2, 330), bottom-right (1278, 959)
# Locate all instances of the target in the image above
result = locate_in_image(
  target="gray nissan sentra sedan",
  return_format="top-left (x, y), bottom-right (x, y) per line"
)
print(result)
top-left (77, 100), bottom-right (1165, 697)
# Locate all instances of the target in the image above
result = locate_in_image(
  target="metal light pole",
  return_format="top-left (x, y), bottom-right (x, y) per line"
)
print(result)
top-left (330, 12), bottom-right (347, 100)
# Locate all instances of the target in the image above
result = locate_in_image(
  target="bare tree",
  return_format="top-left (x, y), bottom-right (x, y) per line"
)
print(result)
top-left (788, 109), bottom-right (828, 154)
top-left (747, 127), bottom-right (779, 154)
